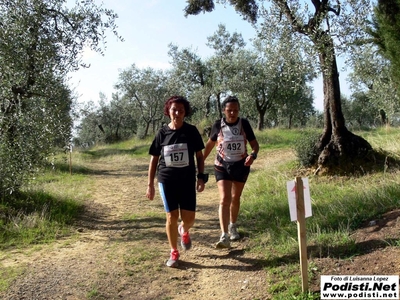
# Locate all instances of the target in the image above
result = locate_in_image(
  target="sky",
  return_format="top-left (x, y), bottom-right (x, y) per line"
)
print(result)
top-left (68, 1), bottom-right (351, 112)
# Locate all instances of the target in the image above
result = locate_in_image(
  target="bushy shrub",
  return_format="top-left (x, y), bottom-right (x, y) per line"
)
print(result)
top-left (293, 130), bottom-right (320, 167)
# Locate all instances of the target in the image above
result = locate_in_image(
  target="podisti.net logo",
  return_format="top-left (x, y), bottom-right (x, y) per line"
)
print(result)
top-left (321, 275), bottom-right (399, 299)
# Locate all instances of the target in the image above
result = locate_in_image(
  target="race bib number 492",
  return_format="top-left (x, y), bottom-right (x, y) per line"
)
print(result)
top-left (223, 135), bottom-right (245, 161)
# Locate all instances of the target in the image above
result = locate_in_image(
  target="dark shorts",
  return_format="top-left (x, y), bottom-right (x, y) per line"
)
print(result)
top-left (214, 158), bottom-right (250, 183)
top-left (158, 181), bottom-right (196, 212)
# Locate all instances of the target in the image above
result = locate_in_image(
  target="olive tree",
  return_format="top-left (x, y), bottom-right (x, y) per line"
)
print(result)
top-left (115, 65), bottom-right (170, 138)
top-left (348, 0), bottom-right (400, 124)
top-left (367, 0), bottom-right (400, 96)
top-left (227, 24), bottom-right (316, 130)
top-left (347, 44), bottom-right (399, 126)
top-left (205, 24), bottom-right (248, 119)
top-left (184, 0), bottom-right (379, 174)
top-left (167, 44), bottom-right (214, 120)
top-left (0, 0), bottom-right (121, 195)
top-left (74, 92), bottom-right (139, 146)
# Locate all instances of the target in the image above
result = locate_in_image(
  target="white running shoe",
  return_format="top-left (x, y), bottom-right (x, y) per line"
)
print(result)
top-left (178, 224), bottom-right (192, 251)
top-left (228, 223), bottom-right (240, 241)
top-left (216, 233), bottom-right (231, 249)
top-left (166, 249), bottom-right (180, 268)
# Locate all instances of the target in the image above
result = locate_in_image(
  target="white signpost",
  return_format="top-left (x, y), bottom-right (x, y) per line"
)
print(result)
top-left (286, 177), bottom-right (312, 293)
top-left (287, 177), bottom-right (312, 221)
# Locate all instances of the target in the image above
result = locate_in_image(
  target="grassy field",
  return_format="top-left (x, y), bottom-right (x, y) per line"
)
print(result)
top-left (241, 127), bottom-right (400, 298)
top-left (1, 127), bottom-right (399, 299)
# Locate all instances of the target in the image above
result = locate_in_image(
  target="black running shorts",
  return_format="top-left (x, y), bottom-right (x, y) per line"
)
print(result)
top-left (158, 181), bottom-right (196, 212)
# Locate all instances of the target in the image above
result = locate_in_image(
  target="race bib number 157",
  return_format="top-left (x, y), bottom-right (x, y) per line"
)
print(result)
top-left (164, 143), bottom-right (189, 168)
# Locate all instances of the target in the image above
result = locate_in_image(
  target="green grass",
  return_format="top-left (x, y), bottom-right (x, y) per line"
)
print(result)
top-left (77, 136), bottom-right (152, 158)
top-left (86, 287), bottom-right (99, 298)
top-left (357, 126), bottom-right (400, 157)
top-left (0, 135), bottom-right (153, 249)
top-left (124, 246), bottom-right (162, 275)
top-left (239, 127), bottom-right (400, 299)
top-left (255, 128), bottom-right (310, 150)
top-left (0, 127), bottom-right (399, 298)
top-left (0, 188), bottom-right (84, 249)
top-left (0, 267), bottom-right (23, 293)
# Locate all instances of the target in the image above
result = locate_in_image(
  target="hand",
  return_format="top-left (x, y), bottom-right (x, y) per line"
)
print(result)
top-left (146, 185), bottom-right (155, 200)
top-left (196, 180), bottom-right (205, 192)
top-left (244, 155), bottom-right (254, 166)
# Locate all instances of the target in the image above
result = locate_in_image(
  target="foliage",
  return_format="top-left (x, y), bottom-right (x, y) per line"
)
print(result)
top-left (347, 43), bottom-right (399, 125)
top-left (0, 0), bottom-right (121, 195)
top-left (183, 0), bottom-right (382, 173)
top-left (342, 93), bottom-right (382, 129)
top-left (77, 22), bottom-right (317, 144)
top-left (242, 129), bottom-right (400, 298)
top-left (0, 83), bottom-right (73, 196)
top-left (0, 189), bottom-right (83, 249)
top-left (292, 130), bottom-right (321, 167)
top-left (114, 65), bottom-right (172, 138)
top-left (74, 0), bottom-right (399, 162)
top-left (1, 128), bottom-right (399, 298)
top-left (74, 93), bottom-right (139, 147)
top-left (184, 0), bottom-right (258, 23)
top-left (348, 0), bottom-right (400, 126)
top-left (368, 0), bottom-right (400, 96)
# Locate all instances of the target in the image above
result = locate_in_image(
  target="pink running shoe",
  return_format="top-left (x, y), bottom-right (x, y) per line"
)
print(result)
top-left (178, 224), bottom-right (192, 250)
top-left (166, 249), bottom-right (180, 268)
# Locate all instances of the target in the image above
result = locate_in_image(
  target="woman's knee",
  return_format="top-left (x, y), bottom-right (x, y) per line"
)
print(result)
top-left (181, 210), bottom-right (195, 222)
top-left (166, 211), bottom-right (179, 224)
top-left (219, 197), bottom-right (232, 206)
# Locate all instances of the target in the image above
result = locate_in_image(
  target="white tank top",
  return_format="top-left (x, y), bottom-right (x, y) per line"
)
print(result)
top-left (217, 118), bottom-right (246, 163)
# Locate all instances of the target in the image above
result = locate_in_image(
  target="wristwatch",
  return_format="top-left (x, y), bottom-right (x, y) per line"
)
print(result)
top-left (197, 173), bottom-right (209, 183)
top-left (250, 152), bottom-right (257, 160)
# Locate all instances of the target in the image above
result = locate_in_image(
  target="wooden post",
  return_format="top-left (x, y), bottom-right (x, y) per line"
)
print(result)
top-left (295, 176), bottom-right (308, 292)
top-left (69, 144), bottom-right (72, 175)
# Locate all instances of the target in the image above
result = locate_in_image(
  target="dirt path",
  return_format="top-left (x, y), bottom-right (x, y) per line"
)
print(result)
top-left (1, 150), bottom-right (399, 300)
top-left (0, 154), bottom-right (274, 300)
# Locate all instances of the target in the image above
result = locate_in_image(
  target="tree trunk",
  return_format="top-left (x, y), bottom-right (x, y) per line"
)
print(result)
top-left (115, 122), bottom-right (120, 141)
top-left (256, 104), bottom-right (267, 130)
top-left (217, 93), bottom-right (223, 119)
top-left (314, 34), bottom-right (372, 173)
top-left (255, 93), bottom-right (269, 130)
top-left (257, 113), bottom-right (264, 130)
top-left (379, 109), bottom-right (387, 126)
top-left (205, 95), bottom-right (211, 118)
top-left (144, 121), bottom-right (150, 138)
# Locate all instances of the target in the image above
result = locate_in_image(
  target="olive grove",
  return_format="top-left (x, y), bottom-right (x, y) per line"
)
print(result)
top-left (184, 0), bottom-right (393, 173)
top-left (0, 0), bottom-right (121, 196)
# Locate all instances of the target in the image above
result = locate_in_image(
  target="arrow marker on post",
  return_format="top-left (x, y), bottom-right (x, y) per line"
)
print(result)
top-left (287, 177), bottom-right (312, 293)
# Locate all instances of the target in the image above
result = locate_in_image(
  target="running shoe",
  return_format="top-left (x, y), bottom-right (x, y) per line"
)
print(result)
top-left (228, 223), bottom-right (240, 241)
top-left (216, 233), bottom-right (231, 249)
top-left (178, 224), bottom-right (192, 250)
top-left (166, 249), bottom-right (180, 268)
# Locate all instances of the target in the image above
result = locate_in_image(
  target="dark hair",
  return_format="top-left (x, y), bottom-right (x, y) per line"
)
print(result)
top-left (221, 95), bottom-right (240, 109)
top-left (163, 95), bottom-right (192, 117)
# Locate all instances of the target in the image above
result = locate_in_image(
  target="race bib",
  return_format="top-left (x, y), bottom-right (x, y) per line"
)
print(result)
top-left (222, 135), bottom-right (245, 162)
top-left (164, 143), bottom-right (189, 167)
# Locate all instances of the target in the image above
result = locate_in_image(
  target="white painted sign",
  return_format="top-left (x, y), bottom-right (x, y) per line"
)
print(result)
top-left (287, 177), bottom-right (312, 221)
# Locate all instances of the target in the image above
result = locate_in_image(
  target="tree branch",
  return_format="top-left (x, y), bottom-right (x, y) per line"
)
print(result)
top-left (327, 0), bottom-right (341, 16)
top-left (275, 0), bottom-right (307, 34)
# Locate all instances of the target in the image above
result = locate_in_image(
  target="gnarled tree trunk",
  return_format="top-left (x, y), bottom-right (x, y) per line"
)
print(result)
top-left (182, 0), bottom-right (384, 174)
top-left (314, 34), bottom-right (372, 173)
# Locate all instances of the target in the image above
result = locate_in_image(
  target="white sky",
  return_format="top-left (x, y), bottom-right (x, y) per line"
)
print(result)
top-left (68, 1), bottom-right (351, 112)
